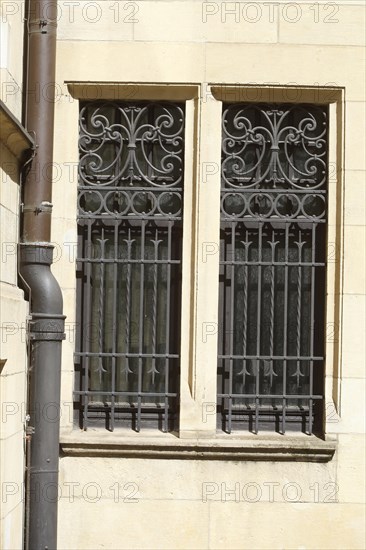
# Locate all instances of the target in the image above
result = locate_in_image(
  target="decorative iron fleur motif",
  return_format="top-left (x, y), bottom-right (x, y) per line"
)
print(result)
top-left (222, 103), bottom-right (327, 189)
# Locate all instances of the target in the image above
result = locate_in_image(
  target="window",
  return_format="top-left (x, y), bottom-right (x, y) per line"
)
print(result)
top-left (74, 101), bottom-right (185, 431)
top-left (69, 83), bottom-right (339, 446)
top-left (217, 103), bottom-right (328, 435)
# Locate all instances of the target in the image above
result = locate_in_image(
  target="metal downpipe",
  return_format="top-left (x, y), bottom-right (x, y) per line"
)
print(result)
top-left (19, 246), bottom-right (65, 550)
top-left (19, 1), bottom-right (65, 549)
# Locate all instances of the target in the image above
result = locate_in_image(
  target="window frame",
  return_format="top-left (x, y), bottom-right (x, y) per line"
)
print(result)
top-left (209, 85), bottom-right (344, 440)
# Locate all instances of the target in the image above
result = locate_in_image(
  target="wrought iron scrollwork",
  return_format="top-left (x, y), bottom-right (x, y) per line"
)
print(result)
top-left (78, 102), bottom-right (184, 220)
top-left (221, 104), bottom-right (327, 222)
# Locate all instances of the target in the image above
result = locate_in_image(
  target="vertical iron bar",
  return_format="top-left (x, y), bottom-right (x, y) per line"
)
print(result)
top-left (296, 229), bottom-right (303, 390)
top-left (151, 229), bottom-right (159, 386)
top-left (309, 224), bottom-right (316, 434)
top-left (164, 222), bottom-right (172, 433)
top-left (282, 222), bottom-right (289, 434)
top-left (125, 229), bottom-right (132, 382)
top-left (241, 229), bottom-right (249, 387)
top-left (269, 228), bottom-right (276, 405)
top-left (83, 220), bottom-right (92, 430)
top-left (228, 224), bottom-right (236, 433)
top-left (137, 221), bottom-right (146, 432)
top-left (98, 227), bottom-right (106, 386)
top-left (110, 222), bottom-right (118, 431)
top-left (255, 222), bottom-right (263, 433)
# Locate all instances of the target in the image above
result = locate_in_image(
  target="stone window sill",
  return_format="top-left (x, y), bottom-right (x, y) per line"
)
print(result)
top-left (60, 430), bottom-right (337, 462)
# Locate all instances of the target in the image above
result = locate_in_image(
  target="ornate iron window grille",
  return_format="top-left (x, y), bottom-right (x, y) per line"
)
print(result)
top-left (74, 101), bottom-right (185, 431)
top-left (217, 103), bottom-right (328, 435)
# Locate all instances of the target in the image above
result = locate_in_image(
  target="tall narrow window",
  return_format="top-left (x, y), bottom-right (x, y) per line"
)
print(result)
top-left (74, 102), bottom-right (185, 432)
top-left (218, 103), bottom-right (328, 434)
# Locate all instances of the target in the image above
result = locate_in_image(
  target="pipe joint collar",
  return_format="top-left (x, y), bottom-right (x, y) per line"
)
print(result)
top-left (19, 243), bottom-right (56, 267)
top-left (29, 316), bottom-right (65, 341)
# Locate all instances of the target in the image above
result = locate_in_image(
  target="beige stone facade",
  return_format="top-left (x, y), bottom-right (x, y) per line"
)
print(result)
top-left (1, 1), bottom-right (365, 548)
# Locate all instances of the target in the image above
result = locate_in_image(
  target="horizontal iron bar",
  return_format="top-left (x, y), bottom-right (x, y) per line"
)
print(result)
top-left (74, 391), bottom-right (177, 397)
top-left (222, 404), bottom-right (314, 410)
top-left (219, 261), bottom-right (326, 267)
top-left (77, 215), bottom-right (182, 221)
top-left (78, 186), bottom-right (183, 192)
top-left (218, 393), bottom-right (322, 399)
top-left (220, 217), bottom-right (326, 223)
top-left (218, 355), bottom-right (323, 360)
top-left (76, 258), bottom-right (181, 265)
top-left (75, 352), bottom-right (179, 358)
top-left (221, 189), bottom-right (327, 194)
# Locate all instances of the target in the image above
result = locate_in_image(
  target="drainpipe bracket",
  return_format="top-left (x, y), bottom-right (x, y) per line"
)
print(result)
top-left (29, 19), bottom-right (57, 34)
top-left (22, 201), bottom-right (53, 214)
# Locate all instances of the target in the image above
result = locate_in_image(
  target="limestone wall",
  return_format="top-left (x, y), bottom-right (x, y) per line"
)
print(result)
top-left (43, 1), bottom-right (366, 547)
